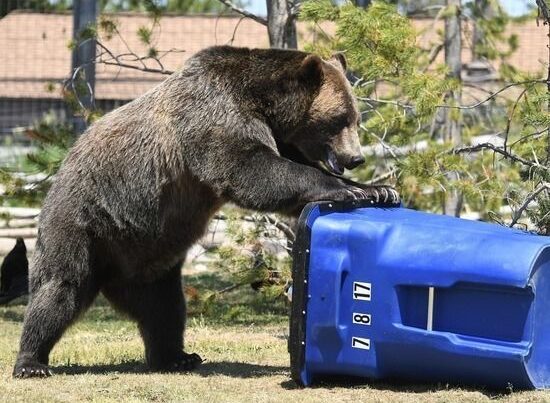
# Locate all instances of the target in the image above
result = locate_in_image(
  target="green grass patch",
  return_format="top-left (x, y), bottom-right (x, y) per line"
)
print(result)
top-left (1, 271), bottom-right (549, 402)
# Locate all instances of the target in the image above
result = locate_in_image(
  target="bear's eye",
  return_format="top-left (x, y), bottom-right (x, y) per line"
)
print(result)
top-left (328, 114), bottom-right (349, 131)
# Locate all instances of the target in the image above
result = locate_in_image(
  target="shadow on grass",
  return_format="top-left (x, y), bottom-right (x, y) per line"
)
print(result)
top-left (55, 360), bottom-right (147, 375)
top-left (0, 306), bottom-right (25, 322)
top-left (197, 361), bottom-right (288, 378)
top-left (54, 360), bottom-right (287, 379)
top-left (279, 375), bottom-right (509, 399)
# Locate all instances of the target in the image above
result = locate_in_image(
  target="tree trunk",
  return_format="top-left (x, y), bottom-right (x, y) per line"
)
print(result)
top-left (543, 3), bottom-right (550, 235)
top-left (471, 0), bottom-right (493, 61)
top-left (266, 0), bottom-right (297, 49)
top-left (443, 0), bottom-right (463, 216)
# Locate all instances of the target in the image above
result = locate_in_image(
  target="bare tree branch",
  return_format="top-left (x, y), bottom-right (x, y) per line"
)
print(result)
top-left (357, 96), bottom-right (414, 109)
top-left (100, 60), bottom-right (173, 75)
top-left (452, 143), bottom-right (549, 171)
top-left (359, 80), bottom-right (546, 113)
top-left (213, 212), bottom-right (295, 242)
top-left (424, 43), bottom-right (444, 69)
top-left (217, 0), bottom-right (267, 26)
top-left (217, 283), bottom-right (245, 294)
top-left (509, 128), bottom-right (548, 148)
top-left (260, 215), bottom-right (295, 242)
top-left (510, 183), bottom-right (550, 227)
top-left (227, 16), bottom-right (246, 45)
top-left (95, 40), bottom-right (177, 75)
top-left (536, 0), bottom-right (550, 23)
top-left (503, 86), bottom-right (530, 150)
top-left (443, 80), bottom-right (547, 110)
top-left (361, 124), bottom-right (399, 160)
top-left (364, 169), bottom-right (398, 185)
top-left (289, 0), bottom-right (302, 17)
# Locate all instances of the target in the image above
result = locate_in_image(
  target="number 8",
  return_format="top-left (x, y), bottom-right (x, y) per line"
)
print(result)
top-left (353, 313), bottom-right (371, 325)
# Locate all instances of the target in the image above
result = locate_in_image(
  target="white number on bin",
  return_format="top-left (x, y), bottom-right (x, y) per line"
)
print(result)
top-left (351, 337), bottom-right (371, 350)
top-left (352, 312), bottom-right (371, 326)
top-left (353, 282), bottom-right (371, 301)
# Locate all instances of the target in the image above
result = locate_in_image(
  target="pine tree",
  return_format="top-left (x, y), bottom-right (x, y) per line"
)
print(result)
top-left (300, 0), bottom-right (548, 232)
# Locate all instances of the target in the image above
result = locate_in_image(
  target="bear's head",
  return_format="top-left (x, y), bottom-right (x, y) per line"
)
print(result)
top-left (281, 53), bottom-right (365, 176)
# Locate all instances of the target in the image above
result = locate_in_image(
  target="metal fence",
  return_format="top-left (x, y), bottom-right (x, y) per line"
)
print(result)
top-left (1, 1), bottom-right (69, 137)
top-left (0, 1), bottom-right (271, 140)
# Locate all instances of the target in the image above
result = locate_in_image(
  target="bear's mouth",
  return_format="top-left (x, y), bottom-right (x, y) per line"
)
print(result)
top-left (322, 147), bottom-right (344, 176)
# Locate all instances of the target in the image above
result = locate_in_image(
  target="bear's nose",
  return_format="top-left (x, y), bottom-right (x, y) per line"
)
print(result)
top-left (346, 155), bottom-right (366, 170)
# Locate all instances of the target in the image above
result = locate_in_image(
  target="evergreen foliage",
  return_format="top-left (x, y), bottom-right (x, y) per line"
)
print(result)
top-left (301, 0), bottom-right (549, 234)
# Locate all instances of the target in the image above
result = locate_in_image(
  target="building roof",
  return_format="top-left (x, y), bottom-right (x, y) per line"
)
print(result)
top-left (0, 11), bottom-right (275, 100)
top-left (0, 11), bottom-right (548, 101)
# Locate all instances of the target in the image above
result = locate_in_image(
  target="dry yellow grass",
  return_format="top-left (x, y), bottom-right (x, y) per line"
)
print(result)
top-left (1, 290), bottom-right (550, 402)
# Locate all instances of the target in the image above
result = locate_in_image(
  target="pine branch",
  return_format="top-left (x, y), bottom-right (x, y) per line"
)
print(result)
top-left (217, 0), bottom-right (267, 26)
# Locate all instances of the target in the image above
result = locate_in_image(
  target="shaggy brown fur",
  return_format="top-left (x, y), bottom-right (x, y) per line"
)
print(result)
top-left (13, 46), bottom-right (398, 378)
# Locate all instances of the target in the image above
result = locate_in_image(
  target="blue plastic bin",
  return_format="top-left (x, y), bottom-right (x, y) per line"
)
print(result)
top-left (289, 201), bottom-right (550, 389)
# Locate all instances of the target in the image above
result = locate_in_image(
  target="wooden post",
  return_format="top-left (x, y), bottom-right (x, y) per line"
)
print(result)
top-left (534, 0), bottom-right (550, 234)
top-left (72, 0), bottom-right (97, 132)
top-left (471, 0), bottom-right (494, 61)
top-left (535, 0), bottom-right (550, 166)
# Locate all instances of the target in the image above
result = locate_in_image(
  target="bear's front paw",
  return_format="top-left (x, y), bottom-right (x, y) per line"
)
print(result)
top-left (13, 359), bottom-right (52, 378)
top-left (172, 352), bottom-right (203, 372)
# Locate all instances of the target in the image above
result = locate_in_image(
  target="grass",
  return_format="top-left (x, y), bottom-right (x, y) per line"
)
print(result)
top-left (1, 270), bottom-right (550, 402)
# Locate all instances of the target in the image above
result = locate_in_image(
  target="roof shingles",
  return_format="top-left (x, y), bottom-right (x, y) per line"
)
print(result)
top-left (0, 11), bottom-right (548, 101)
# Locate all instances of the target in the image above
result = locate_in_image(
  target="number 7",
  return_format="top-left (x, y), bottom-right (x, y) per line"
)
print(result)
top-left (351, 337), bottom-right (370, 350)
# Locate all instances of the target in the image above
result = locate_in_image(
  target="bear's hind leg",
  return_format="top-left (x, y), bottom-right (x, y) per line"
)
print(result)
top-left (102, 262), bottom-right (202, 372)
top-left (13, 268), bottom-right (99, 378)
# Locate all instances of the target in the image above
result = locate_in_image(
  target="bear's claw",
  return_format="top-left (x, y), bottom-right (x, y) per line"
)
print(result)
top-left (13, 361), bottom-right (52, 378)
top-left (348, 185), bottom-right (400, 204)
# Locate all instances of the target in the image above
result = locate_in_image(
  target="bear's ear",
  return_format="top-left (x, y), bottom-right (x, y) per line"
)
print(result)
top-left (299, 54), bottom-right (324, 85)
top-left (329, 52), bottom-right (347, 72)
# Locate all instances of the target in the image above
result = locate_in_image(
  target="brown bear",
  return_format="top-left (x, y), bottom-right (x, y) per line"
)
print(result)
top-left (13, 46), bottom-right (398, 377)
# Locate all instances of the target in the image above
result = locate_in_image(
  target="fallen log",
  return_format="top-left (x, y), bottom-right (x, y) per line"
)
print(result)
top-left (0, 228), bottom-right (38, 239)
